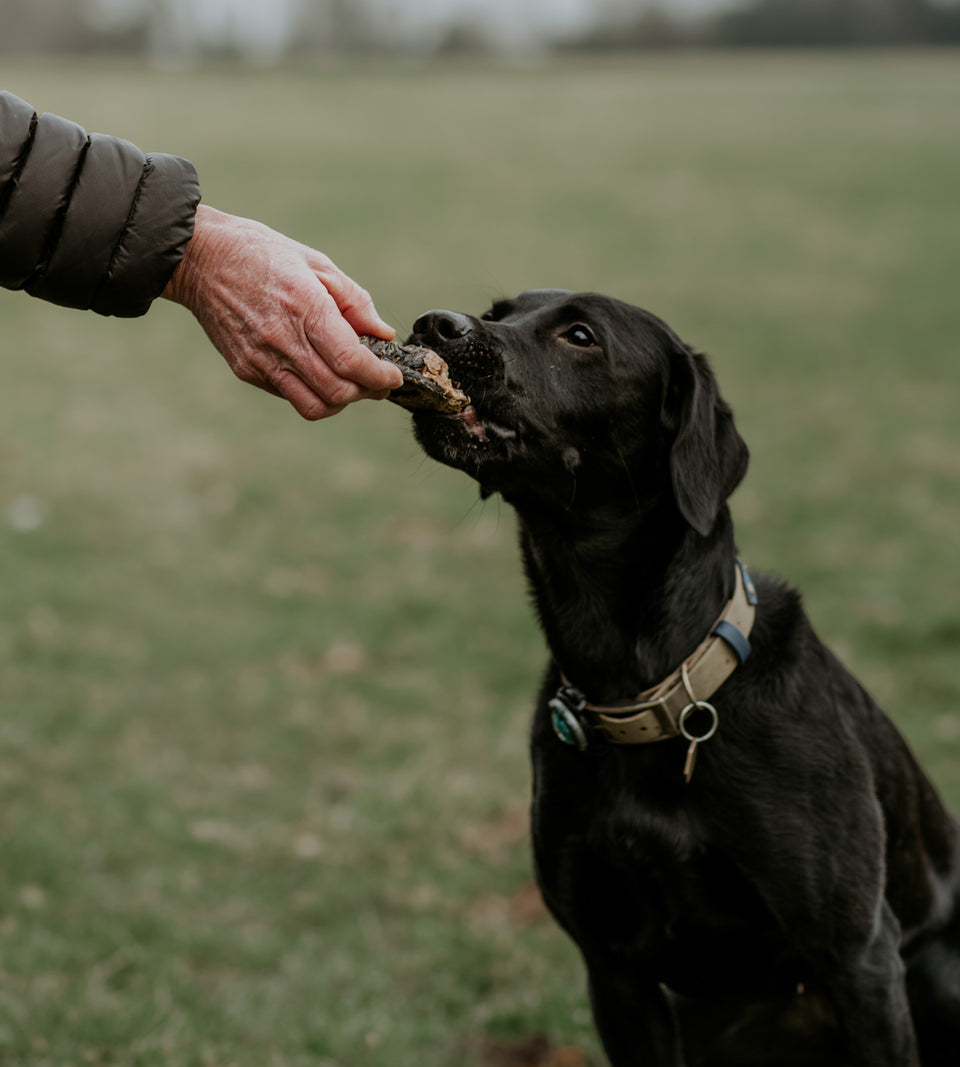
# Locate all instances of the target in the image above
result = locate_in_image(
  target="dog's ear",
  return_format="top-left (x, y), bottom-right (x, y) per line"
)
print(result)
top-left (662, 344), bottom-right (749, 537)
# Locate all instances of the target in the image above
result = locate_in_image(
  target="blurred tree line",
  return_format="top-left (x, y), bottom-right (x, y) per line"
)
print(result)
top-left (568, 0), bottom-right (960, 50)
top-left (1, 0), bottom-right (958, 58)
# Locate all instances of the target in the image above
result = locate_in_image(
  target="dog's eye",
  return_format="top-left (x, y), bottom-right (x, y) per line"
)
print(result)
top-left (481, 300), bottom-right (511, 323)
top-left (562, 324), bottom-right (598, 348)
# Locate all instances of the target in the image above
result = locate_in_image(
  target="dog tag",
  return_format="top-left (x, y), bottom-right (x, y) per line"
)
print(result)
top-left (678, 699), bottom-right (719, 784)
top-left (683, 740), bottom-right (699, 783)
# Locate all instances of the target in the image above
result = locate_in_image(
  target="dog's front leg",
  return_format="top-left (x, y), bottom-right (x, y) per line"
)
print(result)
top-left (826, 901), bottom-right (920, 1067)
top-left (588, 964), bottom-right (685, 1066)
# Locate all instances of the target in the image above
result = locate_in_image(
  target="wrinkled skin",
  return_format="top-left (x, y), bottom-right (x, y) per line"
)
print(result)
top-left (407, 290), bottom-right (960, 1067)
top-left (163, 205), bottom-right (402, 420)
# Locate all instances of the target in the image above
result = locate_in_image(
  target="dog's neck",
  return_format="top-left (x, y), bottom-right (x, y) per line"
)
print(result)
top-left (518, 500), bottom-right (738, 705)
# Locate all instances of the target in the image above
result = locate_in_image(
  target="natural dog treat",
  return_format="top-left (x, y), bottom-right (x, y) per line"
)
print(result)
top-left (360, 336), bottom-right (470, 414)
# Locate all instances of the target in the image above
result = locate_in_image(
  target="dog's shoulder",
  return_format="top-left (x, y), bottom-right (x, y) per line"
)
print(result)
top-left (742, 570), bottom-right (813, 673)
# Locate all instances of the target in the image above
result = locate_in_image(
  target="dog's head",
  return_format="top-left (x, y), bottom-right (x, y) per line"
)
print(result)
top-left (408, 290), bottom-right (748, 536)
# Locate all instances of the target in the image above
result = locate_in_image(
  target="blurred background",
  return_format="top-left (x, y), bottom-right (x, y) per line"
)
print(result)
top-left (3, 0), bottom-right (960, 57)
top-left (1, 4), bottom-right (959, 1066)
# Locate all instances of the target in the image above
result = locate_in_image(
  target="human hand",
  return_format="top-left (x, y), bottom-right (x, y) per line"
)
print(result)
top-left (162, 205), bottom-right (403, 420)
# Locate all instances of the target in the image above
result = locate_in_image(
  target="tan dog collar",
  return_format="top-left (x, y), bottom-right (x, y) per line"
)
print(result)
top-left (550, 559), bottom-right (757, 777)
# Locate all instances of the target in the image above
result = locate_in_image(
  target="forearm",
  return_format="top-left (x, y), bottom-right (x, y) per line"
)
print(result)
top-left (1, 89), bottom-right (400, 420)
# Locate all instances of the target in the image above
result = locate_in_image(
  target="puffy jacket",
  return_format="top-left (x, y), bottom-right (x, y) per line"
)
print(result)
top-left (0, 91), bottom-right (200, 317)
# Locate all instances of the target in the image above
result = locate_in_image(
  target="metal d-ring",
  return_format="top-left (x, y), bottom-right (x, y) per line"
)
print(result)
top-left (678, 700), bottom-right (719, 743)
top-left (678, 660), bottom-right (720, 744)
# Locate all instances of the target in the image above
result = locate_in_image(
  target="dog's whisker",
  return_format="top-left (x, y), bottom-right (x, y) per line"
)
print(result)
top-left (615, 444), bottom-right (643, 518)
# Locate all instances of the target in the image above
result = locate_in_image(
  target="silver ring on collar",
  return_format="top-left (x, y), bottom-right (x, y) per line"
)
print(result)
top-left (679, 700), bottom-right (719, 743)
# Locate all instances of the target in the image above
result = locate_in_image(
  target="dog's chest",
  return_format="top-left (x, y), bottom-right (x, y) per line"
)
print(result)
top-left (533, 771), bottom-right (794, 995)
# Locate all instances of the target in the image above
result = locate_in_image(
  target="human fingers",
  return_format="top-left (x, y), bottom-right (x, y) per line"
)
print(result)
top-left (269, 365), bottom-right (349, 421)
top-left (309, 255), bottom-right (396, 343)
top-left (246, 331), bottom-right (399, 418)
top-left (302, 294), bottom-right (403, 396)
top-left (268, 372), bottom-right (391, 421)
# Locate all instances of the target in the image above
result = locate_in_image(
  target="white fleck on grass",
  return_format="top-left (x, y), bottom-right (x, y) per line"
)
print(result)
top-left (19, 885), bottom-right (46, 910)
top-left (6, 494), bottom-right (47, 531)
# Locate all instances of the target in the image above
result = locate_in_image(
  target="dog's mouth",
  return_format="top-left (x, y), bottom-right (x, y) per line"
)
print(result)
top-left (402, 326), bottom-right (516, 443)
top-left (408, 364), bottom-right (521, 487)
top-left (412, 388), bottom-right (519, 473)
top-left (398, 311), bottom-right (531, 492)
top-left (448, 402), bottom-right (517, 443)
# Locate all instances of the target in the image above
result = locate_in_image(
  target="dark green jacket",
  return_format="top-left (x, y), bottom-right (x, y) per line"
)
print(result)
top-left (0, 91), bottom-right (200, 317)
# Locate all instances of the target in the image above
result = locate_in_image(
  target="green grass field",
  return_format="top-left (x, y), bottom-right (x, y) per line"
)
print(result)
top-left (1, 53), bottom-right (958, 1066)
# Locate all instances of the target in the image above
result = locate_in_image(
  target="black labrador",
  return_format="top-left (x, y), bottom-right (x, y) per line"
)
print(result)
top-left (405, 290), bottom-right (960, 1067)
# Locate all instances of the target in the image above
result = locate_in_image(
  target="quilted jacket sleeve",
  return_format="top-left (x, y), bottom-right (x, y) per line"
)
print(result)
top-left (0, 91), bottom-right (200, 317)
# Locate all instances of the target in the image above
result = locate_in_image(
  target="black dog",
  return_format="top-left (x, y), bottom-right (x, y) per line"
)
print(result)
top-left (406, 290), bottom-right (960, 1066)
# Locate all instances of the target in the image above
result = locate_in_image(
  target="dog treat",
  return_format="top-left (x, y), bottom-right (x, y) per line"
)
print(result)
top-left (360, 336), bottom-right (471, 414)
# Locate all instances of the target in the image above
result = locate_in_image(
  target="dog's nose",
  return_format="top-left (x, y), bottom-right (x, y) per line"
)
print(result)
top-left (411, 310), bottom-right (473, 348)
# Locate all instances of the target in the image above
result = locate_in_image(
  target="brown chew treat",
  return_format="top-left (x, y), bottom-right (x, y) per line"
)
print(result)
top-left (360, 336), bottom-right (471, 414)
